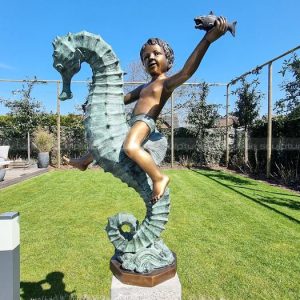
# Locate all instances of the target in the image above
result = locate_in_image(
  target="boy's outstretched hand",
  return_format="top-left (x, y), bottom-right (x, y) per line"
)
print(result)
top-left (204, 16), bottom-right (227, 43)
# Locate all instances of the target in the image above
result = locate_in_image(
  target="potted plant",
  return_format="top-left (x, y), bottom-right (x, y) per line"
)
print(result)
top-left (32, 127), bottom-right (55, 168)
top-left (0, 146), bottom-right (11, 181)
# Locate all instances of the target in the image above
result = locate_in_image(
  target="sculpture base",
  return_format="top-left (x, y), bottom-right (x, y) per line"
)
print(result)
top-left (110, 273), bottom-right (181, 300)
top-left (110, 253), bottom-right (177, 287)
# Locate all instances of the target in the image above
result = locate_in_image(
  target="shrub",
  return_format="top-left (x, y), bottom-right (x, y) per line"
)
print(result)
top-left (32, 127), bottom-right (55, 152)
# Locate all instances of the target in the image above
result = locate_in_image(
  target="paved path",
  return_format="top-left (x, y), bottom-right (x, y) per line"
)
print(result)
top-left (0, 166), bottom-right (49, 189)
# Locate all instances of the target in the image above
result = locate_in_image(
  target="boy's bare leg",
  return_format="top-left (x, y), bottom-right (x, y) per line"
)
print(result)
top-left (63, 151), bottom-right (94, 171)
top-left (123, 122), bottom-right (169, 203)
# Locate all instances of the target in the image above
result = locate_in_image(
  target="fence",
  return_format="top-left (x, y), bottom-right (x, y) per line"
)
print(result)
top-left (0, 79), bottom-right (227, 167)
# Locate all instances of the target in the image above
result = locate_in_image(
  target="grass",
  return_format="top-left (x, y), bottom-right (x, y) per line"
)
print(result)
top-left (0, 168), bottom-right (300, 299)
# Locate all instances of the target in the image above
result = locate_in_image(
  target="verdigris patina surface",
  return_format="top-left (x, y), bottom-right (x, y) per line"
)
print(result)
top-left (52, 31), bottom-right (174, 273)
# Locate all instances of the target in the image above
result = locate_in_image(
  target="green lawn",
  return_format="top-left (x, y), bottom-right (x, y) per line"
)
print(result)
top-left (0, 169), bottom-right (300, 299)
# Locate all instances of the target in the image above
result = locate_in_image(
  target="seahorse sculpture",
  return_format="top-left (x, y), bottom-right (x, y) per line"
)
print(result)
top-left (52, 31), bottom-right (175, 273)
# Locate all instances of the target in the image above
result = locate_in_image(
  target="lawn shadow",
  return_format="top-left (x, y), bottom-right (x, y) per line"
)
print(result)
top-left (228, 184), bottom-right (300, 198)
top-left (195, 168), bottom-right (255, 186)
top-left (21, 271), bottom-right (76, 300)
top-left (256, 194), bottom-right (300, 210)
top-left (192, 169), bottom-right (300, 224)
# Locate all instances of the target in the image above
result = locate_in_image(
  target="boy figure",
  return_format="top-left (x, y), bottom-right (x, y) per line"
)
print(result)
top-left (64, 17), bottom-right (227, 202)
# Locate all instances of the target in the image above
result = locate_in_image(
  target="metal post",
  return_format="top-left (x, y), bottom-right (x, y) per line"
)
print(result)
top-left (27, 131), bottom-right (30, 163)
top-left (0, 212), bottom-right (20, 300)
top-left (171, 93), bottom-right (174, 168)
top-left (267, 63), bottom-right (273, 178)
top-left (225, 84), bottom-right (230, 166)
top-left (57, 81), bottom-right (61, 168)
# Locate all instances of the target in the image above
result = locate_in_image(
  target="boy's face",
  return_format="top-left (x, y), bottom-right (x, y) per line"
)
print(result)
top-left (141, 44), bottom-right (169, 77)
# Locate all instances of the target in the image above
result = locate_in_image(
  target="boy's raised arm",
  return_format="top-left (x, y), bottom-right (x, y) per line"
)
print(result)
top-left (164, 16), bottom-right (227, 93)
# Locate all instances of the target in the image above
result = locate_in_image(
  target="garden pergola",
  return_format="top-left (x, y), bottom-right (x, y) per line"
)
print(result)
top-left (1, 43), bottom-right (300, 177)
top-left (225, 44), bottom-right (300, 177)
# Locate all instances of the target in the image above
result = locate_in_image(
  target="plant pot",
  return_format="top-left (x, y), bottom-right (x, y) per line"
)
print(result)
top-left (0, 158), bottom-right (6, 181)
top-left (0, 168), bottom-right (5, 181)
top-left (0, 146), bottom-right (9, 159)
top-left (38, 152), bottom-right (50, 168)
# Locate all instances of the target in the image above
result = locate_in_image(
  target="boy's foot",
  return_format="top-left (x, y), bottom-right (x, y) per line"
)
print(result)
top-left (152, 175), bottom-right (170, 203)
top-left (62, 155), bottom-right (89, 171)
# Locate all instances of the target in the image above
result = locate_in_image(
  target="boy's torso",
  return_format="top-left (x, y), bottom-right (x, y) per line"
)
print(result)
top-left (132, 78), bottom-right (171, 119)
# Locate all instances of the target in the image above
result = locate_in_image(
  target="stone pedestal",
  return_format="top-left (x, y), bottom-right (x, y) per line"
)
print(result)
top-left (110, 273), bottom-right (181, 300)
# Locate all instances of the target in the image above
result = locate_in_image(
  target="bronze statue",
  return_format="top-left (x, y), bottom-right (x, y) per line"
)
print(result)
top-left (53, 15), bottom-right (228, 278)
top-left (62, 17), bottom-right (228, 203)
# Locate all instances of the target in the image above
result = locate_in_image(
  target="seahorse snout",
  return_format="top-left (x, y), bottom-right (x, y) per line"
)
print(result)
top-left (58, 74), bottom-right (74, 101)
top-left (55, 63), bottom-right (64, 72)
top-left (59, 90), bottom-right (73, 100)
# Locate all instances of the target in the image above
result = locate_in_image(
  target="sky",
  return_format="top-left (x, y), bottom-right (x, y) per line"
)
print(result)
top-left (1, 0), bottom-right (300, 117)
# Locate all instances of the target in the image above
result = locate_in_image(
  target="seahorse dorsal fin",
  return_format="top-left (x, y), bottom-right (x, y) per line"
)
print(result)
top-left (67, 32), bottom-right (73, 41)
top-left (53, 36), bottom-right (63, 44)
top-left (52, 37), bottom-right (60, 48)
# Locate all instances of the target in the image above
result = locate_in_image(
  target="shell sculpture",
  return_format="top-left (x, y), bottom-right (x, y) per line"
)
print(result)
top-left (52, 31), bottom-right (175, 273)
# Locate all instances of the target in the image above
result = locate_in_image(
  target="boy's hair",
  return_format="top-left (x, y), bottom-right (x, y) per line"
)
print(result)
top-left (140, 38), bottom-right (174, 71)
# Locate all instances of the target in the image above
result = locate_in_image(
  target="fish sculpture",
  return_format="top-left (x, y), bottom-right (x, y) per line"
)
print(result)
top-left (194, 11), bottom-right (237, 37)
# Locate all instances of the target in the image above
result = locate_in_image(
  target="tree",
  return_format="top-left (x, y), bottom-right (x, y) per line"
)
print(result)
top-left (232, 77), bottom-right (262, 163)
top-left (187, 82), bottom-right (220, 136)
top-left (0, 78), bottom-right (44, 160)
top-left (124, 60), bottom-right (150, 83)
top-left (187, 82), bottom-right (220, 163)
top-left (275, 53), bottom-right (300, 118)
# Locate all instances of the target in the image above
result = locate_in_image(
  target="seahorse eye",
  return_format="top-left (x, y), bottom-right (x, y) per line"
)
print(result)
top-left (55, 64), bottom-right (64, 72)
